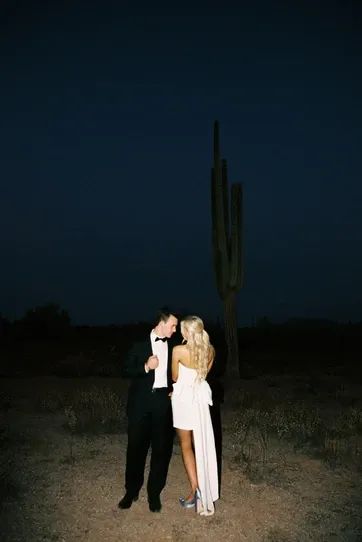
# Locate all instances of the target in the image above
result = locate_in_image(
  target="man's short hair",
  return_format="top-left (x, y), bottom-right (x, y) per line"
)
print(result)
top-left (154, 307), bottom-right (178, 325)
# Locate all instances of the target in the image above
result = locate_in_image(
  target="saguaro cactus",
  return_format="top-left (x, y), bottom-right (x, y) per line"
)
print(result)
top-left (211, 121), bottom-right (243, 375)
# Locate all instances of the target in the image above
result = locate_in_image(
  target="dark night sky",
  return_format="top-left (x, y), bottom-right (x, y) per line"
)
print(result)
top-left (1, 1), bottom-right (362, 325)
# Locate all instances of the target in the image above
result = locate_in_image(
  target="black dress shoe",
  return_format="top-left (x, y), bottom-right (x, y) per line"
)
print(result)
top-left (118, 493), bottom-right (139, 509)
top-left (148, 495), bottom-right (161, 513)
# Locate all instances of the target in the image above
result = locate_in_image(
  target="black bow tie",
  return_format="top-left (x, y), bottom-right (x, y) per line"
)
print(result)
top-left (155, 336), bottom-right (167, 342)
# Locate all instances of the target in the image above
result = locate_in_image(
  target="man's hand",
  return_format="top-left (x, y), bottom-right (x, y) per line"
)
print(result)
top-left (145, 355), bottom-right (159, 372)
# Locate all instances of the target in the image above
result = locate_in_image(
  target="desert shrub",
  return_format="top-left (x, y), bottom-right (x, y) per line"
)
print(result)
top-left (269, 403), bottom-right (322, 445)
top-left (16, 303), bottom-right (71, 339)
top-left (231, 403), bottom-right (323, 452)
top-left (63, 386), bottom-right (125, 434)
top-left (332, 407), bottom-right (362, 436)
top-left (54, 353), bottom-right (94, 377)
top-left (35, 391), bottom-right (65, 413)
top-left (0, 391), bottom-right (11, 412)
top-left (0, 426), bottom-right (22, 505)
top-left (0, 459), bottom-right (21, 505)
top-left (228, 386), bottom-right (277, 412)
top-left (319, 407), bottom-right (362, 467)
top-left (231, 402), bottom-right (362, 474)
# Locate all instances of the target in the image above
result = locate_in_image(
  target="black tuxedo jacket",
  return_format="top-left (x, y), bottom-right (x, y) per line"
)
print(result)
top-left (121, 335), bottom-right (177, 420)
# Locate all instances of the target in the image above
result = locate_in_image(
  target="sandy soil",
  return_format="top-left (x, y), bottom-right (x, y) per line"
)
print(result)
top-left (1, 377), bottom-right (362, 542)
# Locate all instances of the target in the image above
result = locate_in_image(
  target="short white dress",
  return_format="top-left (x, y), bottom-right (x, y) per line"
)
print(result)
top-left (171, 363), bottom-right (219, 516)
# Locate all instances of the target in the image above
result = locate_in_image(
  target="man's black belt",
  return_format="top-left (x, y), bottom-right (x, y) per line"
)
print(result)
top-left (151, 387), bottom-right (168, 393)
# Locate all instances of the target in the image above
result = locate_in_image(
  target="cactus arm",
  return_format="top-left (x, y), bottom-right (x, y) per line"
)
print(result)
top-left (230, 183), bottom-right (243, 289)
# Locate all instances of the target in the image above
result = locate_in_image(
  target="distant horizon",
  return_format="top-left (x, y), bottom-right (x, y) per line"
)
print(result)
top-left (1, 302), bottom-right (361, 328)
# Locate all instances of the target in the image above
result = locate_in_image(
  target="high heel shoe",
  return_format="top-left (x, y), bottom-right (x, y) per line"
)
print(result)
top-left (179, 495), bottom-right (195, 508)
top-left (179, 489), bottom-right (197, 509)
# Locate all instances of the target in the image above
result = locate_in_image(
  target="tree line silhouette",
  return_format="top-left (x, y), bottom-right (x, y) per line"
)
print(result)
top-left (0, 303), bottom-right (361, 378)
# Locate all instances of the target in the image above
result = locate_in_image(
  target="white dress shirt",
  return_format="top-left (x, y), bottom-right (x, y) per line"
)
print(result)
top-left (150, 330), bottom-right (168, 388)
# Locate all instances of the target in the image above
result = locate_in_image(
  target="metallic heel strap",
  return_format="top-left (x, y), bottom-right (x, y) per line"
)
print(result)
top-left (179, 493), bottom-right (196, 509)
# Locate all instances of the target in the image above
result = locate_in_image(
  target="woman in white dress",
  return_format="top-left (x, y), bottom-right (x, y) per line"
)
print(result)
top-left (171, 315), bottom-right (219, 516)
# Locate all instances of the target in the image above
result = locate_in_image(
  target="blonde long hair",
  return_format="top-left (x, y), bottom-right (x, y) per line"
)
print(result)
top-left (181, 315), bottom-right (211, 380)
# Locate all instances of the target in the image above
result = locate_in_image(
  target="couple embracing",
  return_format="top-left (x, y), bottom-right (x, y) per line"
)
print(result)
top-left (118, 308), bottom-right (219, 516)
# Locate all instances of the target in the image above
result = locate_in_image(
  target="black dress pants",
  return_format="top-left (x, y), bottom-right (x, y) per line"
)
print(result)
top-left (125, 389), bottom-right (173, 499)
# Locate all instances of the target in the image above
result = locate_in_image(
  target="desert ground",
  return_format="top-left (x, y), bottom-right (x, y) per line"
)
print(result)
top-left (1, 373), bottom-right (362, 542)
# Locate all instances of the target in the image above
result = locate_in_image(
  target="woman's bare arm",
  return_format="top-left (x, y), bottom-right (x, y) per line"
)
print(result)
top-left (207, 345), bottom-right (215, 374)
top-left (171, 346), bottom-right (180, 382)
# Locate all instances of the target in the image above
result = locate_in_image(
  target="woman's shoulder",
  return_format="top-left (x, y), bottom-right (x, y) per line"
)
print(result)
top-left (173, 343), bottom-right (188, 352)
top-left (173, 344), bottom-right (191, 363)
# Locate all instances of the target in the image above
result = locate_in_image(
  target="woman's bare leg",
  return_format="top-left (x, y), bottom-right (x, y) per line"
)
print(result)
top-left (177, 428), bottom-right (198, 499)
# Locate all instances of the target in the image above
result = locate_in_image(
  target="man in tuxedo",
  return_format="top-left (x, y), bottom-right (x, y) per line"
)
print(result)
top-left (118, 308), bottom-right (178, 512)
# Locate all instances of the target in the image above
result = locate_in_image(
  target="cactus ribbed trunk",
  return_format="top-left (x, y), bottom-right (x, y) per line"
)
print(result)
top-left (223, 292), bottom-right (239, 375)
top-left (211, 121), bottom-right (243, 375)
